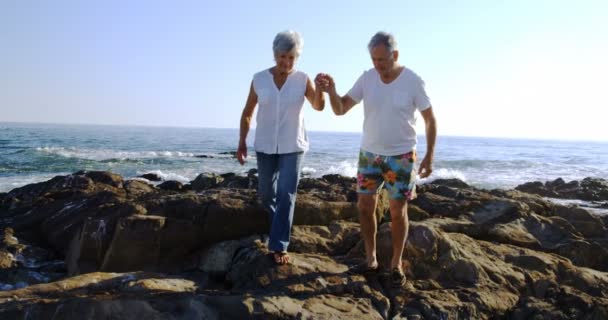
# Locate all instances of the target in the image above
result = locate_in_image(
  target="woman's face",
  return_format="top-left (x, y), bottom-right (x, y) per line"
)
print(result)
top-left (274, 50), bottom-right (297, 74)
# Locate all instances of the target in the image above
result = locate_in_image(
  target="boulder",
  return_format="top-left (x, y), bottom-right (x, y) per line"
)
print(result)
top-left (138, 173), bottom-right (162, 182)
top-left (190, 173), bottom-right (224, 191)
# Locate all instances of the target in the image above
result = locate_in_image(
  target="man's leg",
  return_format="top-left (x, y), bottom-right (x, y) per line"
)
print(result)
top-left (358, 193), bottom-right (379, 269)
top-left (269, 152), bottom-right (303, 264)
top-left (383, 151), bottom-right (415, 286)
top-left (389, 199), bottom-right (409, 271)
top-left (355, 149), bottom-right (383, 270)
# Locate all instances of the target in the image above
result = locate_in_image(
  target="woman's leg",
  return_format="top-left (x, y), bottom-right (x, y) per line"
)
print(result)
top-left (256, 152), bottom-right (279, 225)
top-left (268, 152), bottom-right (304, 257)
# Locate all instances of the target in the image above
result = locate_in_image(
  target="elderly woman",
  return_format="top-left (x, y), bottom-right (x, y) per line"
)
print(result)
top-left (237, 31), bottom-right (324, 265)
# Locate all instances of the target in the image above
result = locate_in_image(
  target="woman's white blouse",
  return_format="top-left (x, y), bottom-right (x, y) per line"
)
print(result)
top-left (253, 69), bottom-right (309, 154)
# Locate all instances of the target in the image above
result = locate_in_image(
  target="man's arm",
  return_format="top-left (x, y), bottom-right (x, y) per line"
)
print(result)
top-left (237, 81), bottom-right (258, 165)
top-left (418, 107), bottom-right (437, 178)
top-left (305, 77), bottom-right (325, 111)
top-left (315, 73), bottom-right (358, 116)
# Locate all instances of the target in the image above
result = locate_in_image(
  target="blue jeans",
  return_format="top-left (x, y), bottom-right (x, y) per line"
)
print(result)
top-left (256, 151), bottom-right (304, 252)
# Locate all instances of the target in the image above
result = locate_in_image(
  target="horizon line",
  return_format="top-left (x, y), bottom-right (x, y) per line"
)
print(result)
top-left (1, 120), bottom-right (607, 143)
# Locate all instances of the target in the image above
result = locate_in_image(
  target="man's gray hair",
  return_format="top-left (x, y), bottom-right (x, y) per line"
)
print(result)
top-left (368, 31), bottom-right (398, 53)
top-left (273, 30), bottom-right (303, 57)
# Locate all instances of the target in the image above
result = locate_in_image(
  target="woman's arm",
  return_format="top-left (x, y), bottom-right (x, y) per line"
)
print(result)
top-left (305, 77), bottom-right (325, 111)
top-left (237, 81), bottom-right (258, 165)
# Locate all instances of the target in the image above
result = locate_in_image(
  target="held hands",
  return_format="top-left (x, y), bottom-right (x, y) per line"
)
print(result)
top-left (314, 73), bottom-right (335, 93)
top-left (236, 142), bottom-right (247, 165)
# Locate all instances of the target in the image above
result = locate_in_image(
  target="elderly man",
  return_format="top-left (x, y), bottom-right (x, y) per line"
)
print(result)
top-left (316, 31), bottom-right (437, 286)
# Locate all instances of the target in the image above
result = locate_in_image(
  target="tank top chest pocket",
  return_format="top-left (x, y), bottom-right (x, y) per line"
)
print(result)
top-left (392, 92), bottom-right (416, 114)
top-left (392, 92), bottom-right (412, 106)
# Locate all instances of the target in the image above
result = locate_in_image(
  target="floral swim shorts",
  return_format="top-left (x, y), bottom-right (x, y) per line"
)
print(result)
top-left (356, 149), bottom-right (417, 201)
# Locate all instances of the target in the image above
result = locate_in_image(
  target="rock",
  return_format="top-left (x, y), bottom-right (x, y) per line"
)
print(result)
top-left (488, 219), bottom-right (542, 248)
top-left (554, 240), bottom-right (608, 272)
top-left (2, 173), bottom-right (122, 226)
top-left (0, 172), bottom-right (132, 248)
top-left (0, 250), bottom-right (15, 269)
top-left (579, 177), bottom-right (608, 201)
top-left (100, 216), bottom-right (167, 272)
top-left (290, 221), bottom-right (360, 255)
top-left (408, 204), bottom-right (430, 221)
top-left (99, 215), bottom-right (206, 273)
top-left (322, 174), bottom-right (356, 184)
top-left (138, 173), bottom-right (162, 181)
top-left (552, 205), bottom-right (607, 238)
top-left (294, 196), bottom-right (359, 225)
top-left (124, 179), bottom-right (156, 197)
top-left (66, 218), bottom-right (115, 275)
top-left (489, 189), bottom-right (553, 215)
top-left (516, 181), bottom-right (557, 197)
top-left (190, 173), bottom-right (224, 191)
top-left (79, 170), bottom-right (124, 189)
top-left (432, 178), bottom-right (471, 189)
top-left (1, 172), bottom-right (608, 319)
top-left (218, 175), bottom-right (252, 189)
top-left (220, 172), bottom-right (236, 179)
top-left (201, 191), bottom-right (268, 244)
top-left (410, 192), bottom-right (464, 218)
top-left (505, 254), bottom-right (552, 274)
top-left (143, 193), bottom-right (207, 220)
top-left (0, 270), bottom-right (384, 320)
top-left (227, 247), bottom-right (367, 298)
top-left (157, 180), bottom-right (184, 191)
top-left (299, 177), bottom-right (331, 190)
top-left (238, 294), bottom-right (385, 320)
top-left (516, 177), bottom-right (608, 201)
top-left (486, 212), bottom-right (586, 256)
top-left (198, 235), bottom-right (263, 274)
top-left (470, 199), bottom-right (527, 225)
top-left (41, 196), bottom-right (147, 254)
top-left (121, 278), bottom-right (197, 293)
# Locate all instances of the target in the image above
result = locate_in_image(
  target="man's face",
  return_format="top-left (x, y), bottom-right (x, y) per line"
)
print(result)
top-left (370, 45), bottom-right (398, 75)
top-left (274, 51), bottom-right (297, 74)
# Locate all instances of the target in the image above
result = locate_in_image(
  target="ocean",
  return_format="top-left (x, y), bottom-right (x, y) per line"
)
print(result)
top-left (1, 122), bottom-right (607, 198)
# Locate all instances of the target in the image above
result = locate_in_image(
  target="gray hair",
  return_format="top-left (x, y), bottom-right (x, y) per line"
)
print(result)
top-left (368, 31), bottom-right (398, 53)
top-left (273, 30), bottom-right (303, 57)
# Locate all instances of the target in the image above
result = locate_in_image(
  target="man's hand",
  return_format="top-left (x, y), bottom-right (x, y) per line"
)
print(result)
top-left (236, 142), bottom-right (247, 165)
top-left (315, 73), bottom-right (334, 92)
top-left (418, 155), bottom-right (433, 178)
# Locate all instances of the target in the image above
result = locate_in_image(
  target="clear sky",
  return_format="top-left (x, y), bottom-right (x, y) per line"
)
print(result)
top-left (1, 0), bottom-right (607, 140)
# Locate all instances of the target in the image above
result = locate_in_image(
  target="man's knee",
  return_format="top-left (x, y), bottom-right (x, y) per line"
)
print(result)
top-left (389, 200), bottom-right (408, 219)
top-left (357, 194), bottom-right (377, 214)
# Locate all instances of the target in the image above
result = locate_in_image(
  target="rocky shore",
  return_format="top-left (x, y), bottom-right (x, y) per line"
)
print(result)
top-left (0, 171), bottom-right (607, 319)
